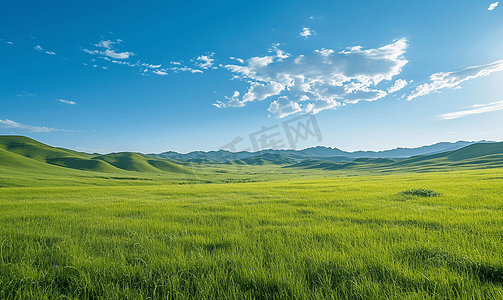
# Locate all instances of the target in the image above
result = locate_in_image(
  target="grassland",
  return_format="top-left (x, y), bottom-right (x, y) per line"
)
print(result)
top-left (1, 168), bottom-right (503, 299)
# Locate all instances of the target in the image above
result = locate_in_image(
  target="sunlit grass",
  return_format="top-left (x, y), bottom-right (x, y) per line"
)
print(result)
top-left (1, 169), bottom-right (503, 299)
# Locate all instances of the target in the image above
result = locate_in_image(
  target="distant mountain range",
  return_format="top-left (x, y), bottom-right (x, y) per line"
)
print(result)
top-left (1, 136), bottom-right (502, 177)
top-left (156, 140), bottom-right (494, 163)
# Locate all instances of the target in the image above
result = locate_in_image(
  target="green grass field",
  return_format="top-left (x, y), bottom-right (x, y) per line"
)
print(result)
top-left (1, 168), bottom-right (503, 299)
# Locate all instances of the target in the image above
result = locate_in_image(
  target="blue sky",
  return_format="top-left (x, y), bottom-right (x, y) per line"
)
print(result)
top-left (1, 0), bottom-right (503, 153)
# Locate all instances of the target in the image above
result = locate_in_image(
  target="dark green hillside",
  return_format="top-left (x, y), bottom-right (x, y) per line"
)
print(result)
top-left (352, 157), bottom-right (396, 164)
top-left (242, 153), bottom-right (297, 165)
top-left (0, 135), bottom-right (91, 162)
top-left (0, 147), bottom-right (62, 171)
top-left (92, 153), bottom-right (164, 173)
top-left (446, 142), bottom-right (503, 161)
top-left (45, 157), bottom-right (122, 173)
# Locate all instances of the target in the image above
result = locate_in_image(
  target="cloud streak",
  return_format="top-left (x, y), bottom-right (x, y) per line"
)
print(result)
top-left (82, 39), bottom-right (135, 60)
top-left (216, 38), bottom-right (409, 117)
top-left (81, 38), bottom-right (213, 76)
top-left (58, 99), bottom-right (76, 105)
top-left (1, 39), bottom-right (13, 45)
top-left (488, 2), bottom-right (499, 10)
top-left (0, 119), bottom-right (71, 133)
top-left (34, 45), bottom-right (56, 55)
top-left (407, 60), bottom-right (503, 101)
top-left (440, 100), bottom-right (503, 119)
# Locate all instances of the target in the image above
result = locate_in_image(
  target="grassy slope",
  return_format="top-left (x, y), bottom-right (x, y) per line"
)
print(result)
top-left (0, 136), bottom-right (199, 187)
top-left (0, 135), bottom-right (92, 161)
top-left (0, 169), bottom-right (502, 299)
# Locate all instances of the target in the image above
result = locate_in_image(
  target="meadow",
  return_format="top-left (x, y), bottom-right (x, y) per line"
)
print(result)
top-left (1, 168), bottom-right (502, 299)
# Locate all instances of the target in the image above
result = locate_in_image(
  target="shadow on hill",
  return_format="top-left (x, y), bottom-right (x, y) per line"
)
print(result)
top-left (45, 157), bottom-right (121, 173)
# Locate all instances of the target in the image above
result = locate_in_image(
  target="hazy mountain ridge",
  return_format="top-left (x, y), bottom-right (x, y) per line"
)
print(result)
top-left (1, 136), bottom-right (502, 176)
top-left (157, 140), bottom-right (492, 162)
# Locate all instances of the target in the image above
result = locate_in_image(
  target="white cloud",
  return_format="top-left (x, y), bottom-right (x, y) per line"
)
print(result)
top-left (407, 59), bottom-right (503, 101)
top-left (242, 81), bottom-right (285, 103)
top-left (300, 27), bottom-right (312, 37)
top-left (214, 91), bottom-right (242, 108)
top-left (170, 66), bottom-right (203, 74)
top-left (153, 70), bottom-right (167, 75)
top-left (195, 54), bottom-right (215, 69)
top-left (83, 39), bottom-right (136, 60)
top-left (6, 41), bottom-right (13, 45)
top-left (58, 99), bottom-right (76, 105)
top-left (142, 63), bottom-right (161, 68)
top-left (268, 96), bottom-right (303, 118)
top-left (212, 100), bottom-right (225, 108)
top-left (99, 49), bottom-right (134, 59)
top-left (217, 38), bottom-right (409, 117)
top-left (0, 119), bottom-right (67, 133)
top-left (16, 92), bottom-right (36, 97)
top-left (440, 100), bottom-right (503, 119)
top-left (230, 57), bottom-right (244, 64)
top-left (488, 2), bottom-right (499, 10)
top-left (387, 79), bottom-right (408, 93)
top-left (94, 39), bottom-right (115, 49)
top-left (34, 45), bottom-right (56, 56)
top-left (269, 43), bottom-right (290, 61)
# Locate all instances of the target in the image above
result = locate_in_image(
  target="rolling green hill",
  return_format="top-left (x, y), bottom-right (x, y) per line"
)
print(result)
top-left (93, 152), bottom-right (164, 173)
top-left (0, 136), bottom-right (196, 185)
top-left (0, 135), bottom-right (91, 162)
top-left (1, 136), bottom-right (502, 188)
top-left (45, 157), bottom-right (122, 173)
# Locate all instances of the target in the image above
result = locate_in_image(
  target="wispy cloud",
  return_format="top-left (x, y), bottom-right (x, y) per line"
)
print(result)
top-left (82, 39), bottom-right (135, 60)
top-left (58, 99), bottom-right (76, 105)
top-left (407, 60), bottom-right (503, 101)
top-left (488, 2), bottom-right (499, 10)
top-left (387, 79), bottom-right (409, 94)
top-left (94, 39), bottom-right (115, 49)
top-left (152, 70), bottom-right (167, 76)
top-left (0, 39), bottom-right (13, 45)
top-left (83, 48), bottom-right (134, 59)
top-left (170, 66), bottom-right (202, 74)
top-left (216, 38), bottom-right (408, 118)
top-left (16, 92), bottom-right (36, 97)
top-left (141, 63), bottom-right (161, 68)
top-left (0, 119), bottom-right (71, 133)
top-left (34, 45), bottom-right (57, 56)
top-left (440, 100), bottom-right (503, 119)
top-left (229, 57), bottom-right (244, 64)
